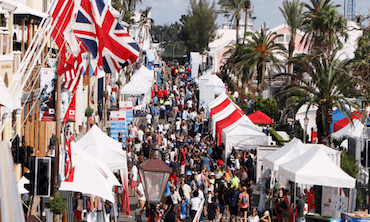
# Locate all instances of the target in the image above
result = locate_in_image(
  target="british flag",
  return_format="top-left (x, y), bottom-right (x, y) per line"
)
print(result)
top-left (73, 0), bottom-right (139, 73)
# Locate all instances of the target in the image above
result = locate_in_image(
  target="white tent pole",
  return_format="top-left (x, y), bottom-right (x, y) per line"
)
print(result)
top-left (293, 183), bottom-right (296, 222)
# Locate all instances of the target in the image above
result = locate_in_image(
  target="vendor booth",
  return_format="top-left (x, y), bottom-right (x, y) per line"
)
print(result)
top-left (211, 102), bottom-right (241, 137)
top-left (278, 147), bottom-right (355, 188)
top-left (199, 71), bottom-right (226, 111)
top-left (132, 65), bottom-right (155, 83)
top-left (59, 143), bottom-right (121, 202)
top-left (222, 115), bottom-right (268, 160)
top-left (75, 125), bottom-right (128, 171)
top-left (248, 110), bottom-right (273, 124)
top-left (208, 92), bottom-right (228, 114)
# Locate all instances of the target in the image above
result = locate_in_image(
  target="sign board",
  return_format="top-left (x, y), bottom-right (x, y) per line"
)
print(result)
top-left (331, 194), bottom-right (348, 213)
top-left (40, 68), bottom-right (57, 121)
top-left (110, 111), bottom-right (126, 148)
top-left (322, 186), bottom-right (337, 216)
top-left (119, 101), bottom-right (133, 137)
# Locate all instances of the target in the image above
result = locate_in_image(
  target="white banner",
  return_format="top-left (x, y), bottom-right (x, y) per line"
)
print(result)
top-left (192, 199), bottom-right (205, 222)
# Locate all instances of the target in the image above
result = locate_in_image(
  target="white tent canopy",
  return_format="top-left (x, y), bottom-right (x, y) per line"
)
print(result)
top-left (121, 76), bottom-right (151, 96)
top-left (76, 125), bottom-right (127, 171)
top-left (279, 147), bottom-right (355, 188)
top-left (205, 74), bottom-right (226, 96)
top-left (263, 138), bottom-right (340, 172)
top-left (132, 65), bottom-right (154, 83)
top-left (59, 143), bottom-right (120, 203)
top-left (222, 115), bottom-right (268, 158)
top-left (208, 93), bottom-right (228, 112)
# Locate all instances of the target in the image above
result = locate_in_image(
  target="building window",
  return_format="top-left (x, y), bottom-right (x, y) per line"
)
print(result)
top-left (286, 34), bottom-right (292, 43)
top-left (0, 14), bottom-right (6, 27)
top-left (277, 34), bottom-right (284, 43)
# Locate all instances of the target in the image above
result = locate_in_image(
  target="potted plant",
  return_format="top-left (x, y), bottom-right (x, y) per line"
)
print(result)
top-left (85, 107), bottom-right (94, 131)
top-left (49, 193), bottom-right (68, 221)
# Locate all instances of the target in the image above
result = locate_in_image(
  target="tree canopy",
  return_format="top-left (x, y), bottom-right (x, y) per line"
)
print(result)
top-left (180, 0), bottom-right (218, 53)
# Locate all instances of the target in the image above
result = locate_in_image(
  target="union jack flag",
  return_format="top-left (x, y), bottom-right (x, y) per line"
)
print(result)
top-left (73, 0), bottom-right (139, 73)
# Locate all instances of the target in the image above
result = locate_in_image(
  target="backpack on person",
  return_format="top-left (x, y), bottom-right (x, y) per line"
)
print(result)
top-left (242, 193), bottom-right (248, 205)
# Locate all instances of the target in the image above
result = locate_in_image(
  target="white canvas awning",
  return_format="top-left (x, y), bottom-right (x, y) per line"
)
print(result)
top-left (76, 125), bottom-right (127, 171)
top-left (121, 76), bottom-right (151, 96)
top-left (132, 65), bottom-right (154, 83)
top-left (279, 146), bottom-right (355, 188)
top-left (59, 143), bottom-right (120, 203)
top-left (263, 138), bottom-right (340, 172)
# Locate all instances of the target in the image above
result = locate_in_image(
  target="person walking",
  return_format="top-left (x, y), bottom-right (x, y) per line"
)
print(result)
top-left (239, 186), bottom-right (249, 222)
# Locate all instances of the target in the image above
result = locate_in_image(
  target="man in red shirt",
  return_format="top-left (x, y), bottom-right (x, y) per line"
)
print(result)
top-left (169, 171), bottom-right (177, 186)
top-left (180, 147), bottom-right (186, 175)
top-left (158, 89), bottom-right (162, 98)
top-left (307, 188), bottom-right (315, 213)
top-left (163, 88), bottom-right (168, 98)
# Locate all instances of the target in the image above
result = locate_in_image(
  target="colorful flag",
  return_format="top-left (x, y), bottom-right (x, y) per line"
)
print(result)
top-left (64, 138), bottom-right (75, 182)
top-left (73, 0), bottom-right (139, 73)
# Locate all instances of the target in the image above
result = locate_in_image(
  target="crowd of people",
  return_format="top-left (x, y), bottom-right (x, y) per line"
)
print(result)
top-left (113, 65), bottom-right (315, 222)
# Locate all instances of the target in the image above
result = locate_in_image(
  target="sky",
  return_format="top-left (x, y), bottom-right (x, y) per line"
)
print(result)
top-left (137, 0), bottom-right (369, 29)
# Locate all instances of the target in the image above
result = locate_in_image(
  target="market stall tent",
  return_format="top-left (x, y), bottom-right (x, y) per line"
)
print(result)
top-left (222, 115), bottom-right (268, 159)
top-left (211, 102), bottom-right (243, 137)
top-left (278, 146), bottom-right (355, 188)
top-left (248, 111), bottom-right (273, 124)
top-left (215, 109), bottom-right (244, 145)
top-left (59, 143), bottom-right (120, 203)
top-left (331, 119), bottom-right (365, 140)
top-left (333, 111), bottom-right (363, 132)
top-left (76, 125), bottom-right (127, 171)
top-left (132, 65), bottom-right (154, 83)
top-left (263, 138), bottom-right (340, 172)
top-left (208, 92), bottom-right (228, 112)
top-left (121, 76), bottom-right (151, 96)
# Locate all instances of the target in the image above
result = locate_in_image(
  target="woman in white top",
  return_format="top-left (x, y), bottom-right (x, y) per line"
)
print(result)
top-left (248, 208), bottom-right (260, 222)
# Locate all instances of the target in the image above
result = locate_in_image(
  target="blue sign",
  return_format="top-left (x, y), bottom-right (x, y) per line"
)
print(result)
top-left (110, 111), bottom-right (126, 148)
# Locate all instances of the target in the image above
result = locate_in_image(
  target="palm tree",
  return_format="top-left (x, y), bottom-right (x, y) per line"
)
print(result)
top-left (218, 0), bottom-right (245, 43)
top-left (123, 0), bottom-right (142, 12)
top-left (237, 23), bottom-right (287, 94)
top-left (243, 0), bottom-right (251, 39)
top-left (277, 53), bottom-right (363, 144)
top-left (279, 0), bottom-right (304, 85)
top-left (138, 7), bottom-right (154, 62)
top-left (302, 0), bottom-right (347, 54)
top-left (223, 42), bottom-right (253, 98)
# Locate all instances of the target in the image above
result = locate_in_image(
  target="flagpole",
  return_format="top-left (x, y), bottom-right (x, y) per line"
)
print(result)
top-left (54, 63), bottom-right (61, 196)
top-left (87, 53), bottom-right (91, 132)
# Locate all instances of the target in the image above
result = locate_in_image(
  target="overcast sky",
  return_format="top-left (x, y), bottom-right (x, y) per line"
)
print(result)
top-left (137, 0), bottom-right (369, 29)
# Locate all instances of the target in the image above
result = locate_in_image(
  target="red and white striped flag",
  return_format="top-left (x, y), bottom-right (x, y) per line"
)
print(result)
top-left (64, 138), bottom-right (75, 182)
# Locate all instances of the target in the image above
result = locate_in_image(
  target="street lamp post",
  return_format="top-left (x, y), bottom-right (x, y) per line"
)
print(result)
top-left (304, 116), bottom-right (309, 143)
top-left (287, 118), bottom-right (293, 138)
top-left (138, 145), bottom-right (171, 221)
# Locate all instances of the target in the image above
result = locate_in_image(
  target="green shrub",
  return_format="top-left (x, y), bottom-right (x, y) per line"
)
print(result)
top-left (49, 193), bottom-right (68, 215)
top-left (85, 107), bottom-right (94, 117)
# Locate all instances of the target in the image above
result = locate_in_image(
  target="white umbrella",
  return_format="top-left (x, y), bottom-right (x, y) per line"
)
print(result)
top-left (59, 142), bottom-right (120, 203)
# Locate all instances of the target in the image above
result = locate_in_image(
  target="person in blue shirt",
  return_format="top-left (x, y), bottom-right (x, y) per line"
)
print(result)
top-left (164, 180), bottom-right (172, 196)
top-left (180, 198), bottom-right (187, 221)
top-left (201, 153), bottom-right (211, 171)
top-left (194, 120), bottom-right (200, 134)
